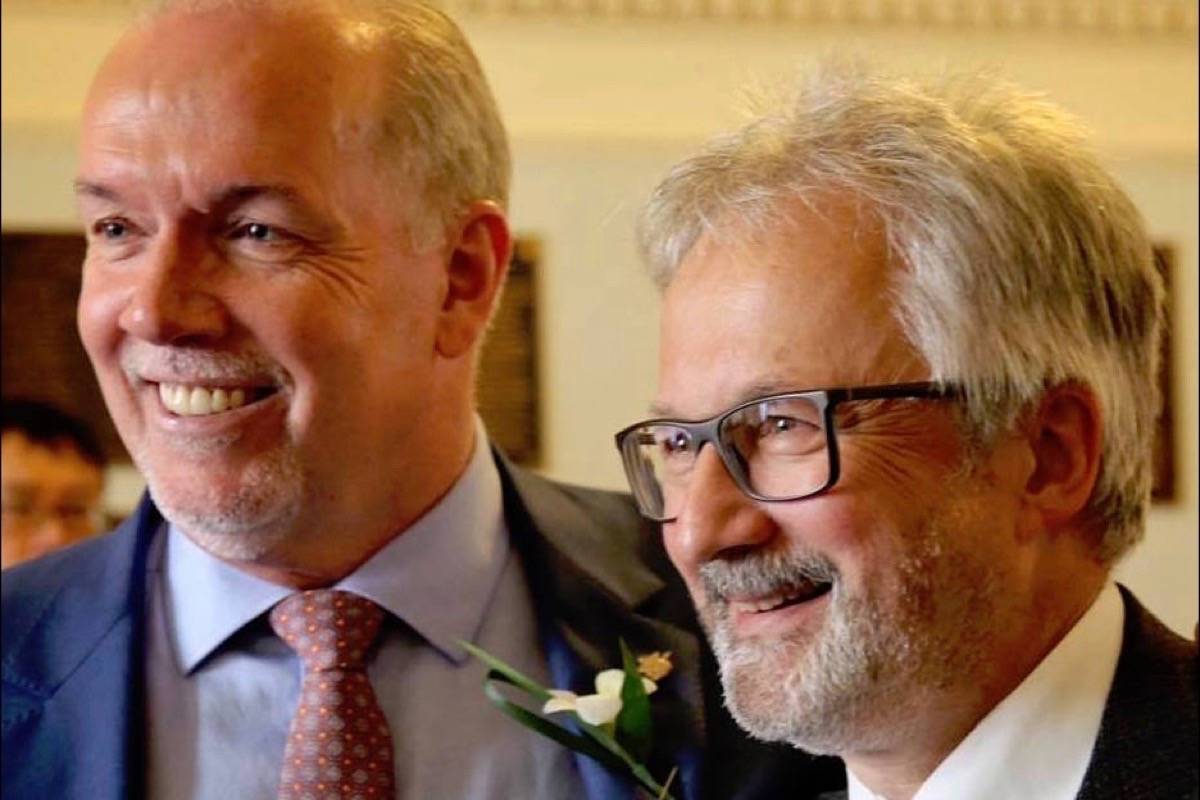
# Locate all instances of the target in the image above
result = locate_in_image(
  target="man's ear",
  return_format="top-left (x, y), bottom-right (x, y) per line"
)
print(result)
top-left (435, 200), bottom-right (512, 359)
top-left (1019, 383), bottom-right (1103, 534)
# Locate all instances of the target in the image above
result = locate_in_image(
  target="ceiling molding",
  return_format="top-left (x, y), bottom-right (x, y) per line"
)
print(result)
top-left (450, 0), bottom-right (1197, 35)
top-left (5, 0), bottom-right (1196, 36)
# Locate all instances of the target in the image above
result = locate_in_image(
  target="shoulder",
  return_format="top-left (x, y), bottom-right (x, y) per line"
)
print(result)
top-left (493, 454), bottom-right (671, 576)
top-left (2, 530), bottom-right (128, 634)
top-left (501, 460), bottom-right (647, 528)
top-left (1079, 585), bottom-right (1197, 798)
top-left (2, 505), bottom-right (155, 672)
top-left (1112, 584), bottom-right (1197, 701)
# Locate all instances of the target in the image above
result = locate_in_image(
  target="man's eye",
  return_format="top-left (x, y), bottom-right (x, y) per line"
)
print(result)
top-left (754, 416), bottom-right (823, 454)
top-left (1, 501), bottom-right (34, 516)
top-left (55, 505), bottom-right (91, 521)
top-left (759, 416), bottom-right (805, 436)
top-left (234, 222), bottom-right (278, 241)
top-left (94, 219), bottom-right (130, 239)
top-left (657, 431), bottom-right (691, 456)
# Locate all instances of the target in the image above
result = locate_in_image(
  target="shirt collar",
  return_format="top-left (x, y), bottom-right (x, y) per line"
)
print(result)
top-left (165, 418), bottom-right (507, 673)
top-left (847, 582), bottom-right (1124, 800)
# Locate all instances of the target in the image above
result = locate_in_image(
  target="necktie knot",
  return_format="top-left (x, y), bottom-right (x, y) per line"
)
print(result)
top-left (269, 589), bottom-right (384, 672)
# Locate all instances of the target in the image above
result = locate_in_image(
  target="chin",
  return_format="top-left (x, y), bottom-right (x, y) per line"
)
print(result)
top-left (709, 587), bottom-right (911, 755)
top-left (140, 449), bottom-right (305, 562)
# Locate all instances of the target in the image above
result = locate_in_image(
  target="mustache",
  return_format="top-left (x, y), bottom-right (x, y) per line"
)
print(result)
top-left (119, 342), bottom-right (287, 384)
top-left (699, 546), bottom-right (839, 604)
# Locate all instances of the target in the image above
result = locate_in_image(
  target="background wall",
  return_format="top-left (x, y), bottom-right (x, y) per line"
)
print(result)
top-left (3, 1), bottom-right (1196, 635)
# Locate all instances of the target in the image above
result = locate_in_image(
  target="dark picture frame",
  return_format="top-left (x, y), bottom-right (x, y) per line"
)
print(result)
top-left (1151, 245), bottom-right (1177, 502)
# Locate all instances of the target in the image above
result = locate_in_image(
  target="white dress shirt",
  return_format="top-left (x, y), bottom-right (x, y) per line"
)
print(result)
top-left (848, 582), bottom-right (1124, 800)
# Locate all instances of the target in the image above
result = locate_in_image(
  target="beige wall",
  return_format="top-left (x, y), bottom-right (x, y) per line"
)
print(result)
top-left (3, 4), bottom-right (1196, 635)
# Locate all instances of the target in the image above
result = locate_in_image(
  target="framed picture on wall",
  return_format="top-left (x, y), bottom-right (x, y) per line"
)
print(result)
top-left (1151, 245), bottom-right (1176, 503)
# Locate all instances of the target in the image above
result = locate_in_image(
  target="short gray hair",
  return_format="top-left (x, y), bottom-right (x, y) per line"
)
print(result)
top-left (145, 0), bottom-right (510, 250)
top-left (639, 63), bottom-right (1163, 564)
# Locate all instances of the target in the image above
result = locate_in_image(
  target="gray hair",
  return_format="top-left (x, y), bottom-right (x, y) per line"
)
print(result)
top-left (144, 0), bottom-right (510, 250)
top-left (639, 63), bottom-right (1163, 565)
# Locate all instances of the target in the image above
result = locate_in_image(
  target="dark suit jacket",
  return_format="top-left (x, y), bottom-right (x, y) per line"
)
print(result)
top-left (815, 585), bottom-right (1198, 800)
top-left (2, 453), bottom-right (841, 800)
top-left (1076, 586), bottom-right (1197, 800)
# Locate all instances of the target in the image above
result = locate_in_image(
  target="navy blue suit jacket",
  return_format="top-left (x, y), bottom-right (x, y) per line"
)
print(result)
top-left (2, 454), bottom-right (840, 799)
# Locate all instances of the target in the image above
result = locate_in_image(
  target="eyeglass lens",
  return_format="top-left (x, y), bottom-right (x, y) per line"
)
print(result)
top-left (621, 394), bottom-right (832, 521)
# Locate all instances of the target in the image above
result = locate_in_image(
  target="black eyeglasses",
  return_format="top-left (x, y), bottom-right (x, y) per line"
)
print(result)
top-left (614, 381), bottom-right (963, 522)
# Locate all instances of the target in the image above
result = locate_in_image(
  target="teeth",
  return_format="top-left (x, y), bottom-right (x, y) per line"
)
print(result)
top-left (189, 387), bottom-right (211, 415)
top-left (743, 582), bottom-right (830, 613)
top-left (749, 591), bottom-right (802, 613)
top-left (159, 383), bottom-right (253, 416)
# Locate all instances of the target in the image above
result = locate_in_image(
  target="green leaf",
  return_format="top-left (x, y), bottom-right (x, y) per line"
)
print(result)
top-left (616, 638), bottom-right (653, 763)
top-left (575, 717), bottom-right (675, 800)
top-left (458, 639), bottom-right (552, 701)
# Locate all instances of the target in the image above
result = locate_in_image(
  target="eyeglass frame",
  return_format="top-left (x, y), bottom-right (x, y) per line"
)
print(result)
top-left (613, 381), bottom-right (965, 522)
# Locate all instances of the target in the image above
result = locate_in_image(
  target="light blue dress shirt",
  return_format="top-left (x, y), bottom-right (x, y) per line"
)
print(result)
top-left (144, 424), bottom-right (585, 798)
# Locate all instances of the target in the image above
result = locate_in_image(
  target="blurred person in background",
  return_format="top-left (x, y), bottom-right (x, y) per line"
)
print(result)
top-left (1, 399), bottom-right (107, 568)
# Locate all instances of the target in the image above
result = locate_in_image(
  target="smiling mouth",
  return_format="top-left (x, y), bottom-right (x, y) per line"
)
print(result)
top-left (736, 577), bottom-right (833, 614)
top-left (157, 382), bottom-right (279, 417)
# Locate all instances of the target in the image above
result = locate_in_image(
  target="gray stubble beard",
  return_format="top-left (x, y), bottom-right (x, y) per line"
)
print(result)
top-left (137, 438), bottom-right (306, 562)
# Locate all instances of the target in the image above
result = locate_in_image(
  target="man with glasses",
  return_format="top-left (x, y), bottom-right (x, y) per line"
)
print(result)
top-left (618, 64), bottom-right (1197, 799)
top-left (1, 399), bottom-right (108, 568)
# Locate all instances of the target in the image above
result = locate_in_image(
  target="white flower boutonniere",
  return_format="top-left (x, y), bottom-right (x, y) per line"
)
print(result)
top-left (543, 668), bottom-right (658, 727)
top-left (459, 639), bottom-right (678, 799)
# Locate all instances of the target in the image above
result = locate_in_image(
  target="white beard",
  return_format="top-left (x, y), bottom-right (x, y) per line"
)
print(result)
top-left (700, 484), bottom-right (1003, 755)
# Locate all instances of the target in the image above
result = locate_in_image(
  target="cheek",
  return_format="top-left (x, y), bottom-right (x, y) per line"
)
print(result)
top-left (662, 524), bottom-right (706, 597)
top-left (775, 497), bottom-right (897, 588)
top-left (77, 265), bottom-right (128, 361)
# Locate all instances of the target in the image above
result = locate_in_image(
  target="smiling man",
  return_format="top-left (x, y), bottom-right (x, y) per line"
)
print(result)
top-left (617, 65), bottom-right (1198, 799)
top-left (0, 2), bottom-right (841, 798)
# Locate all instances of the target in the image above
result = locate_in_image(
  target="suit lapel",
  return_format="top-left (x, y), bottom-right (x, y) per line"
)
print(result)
top-left (495, 452), bottom-right (707, 800)
top-left (1, 498), bottom-right (161, 800)
top-left (1076, 585), bottom-right (1199, 800)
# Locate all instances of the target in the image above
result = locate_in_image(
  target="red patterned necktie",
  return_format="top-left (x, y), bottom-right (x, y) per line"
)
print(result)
top-left (269, 590), bottom-right (395, 800)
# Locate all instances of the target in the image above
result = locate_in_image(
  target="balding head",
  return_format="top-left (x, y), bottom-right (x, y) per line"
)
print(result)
top-left (112, 0), bottom-right (510, 249)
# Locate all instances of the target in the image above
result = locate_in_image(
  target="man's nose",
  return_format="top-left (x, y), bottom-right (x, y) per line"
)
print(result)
top-left (667, 444), bottom-right (777, 567)
top-left (35, 516), bottom-right (74, 547)
top-left (117, 236), bottom-right (229, 344)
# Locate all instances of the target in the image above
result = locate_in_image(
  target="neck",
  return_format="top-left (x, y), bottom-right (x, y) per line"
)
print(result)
top-left (216, 406), bottom-right (479, 589)
top-left (845, 548), bottom-right (1107, 799)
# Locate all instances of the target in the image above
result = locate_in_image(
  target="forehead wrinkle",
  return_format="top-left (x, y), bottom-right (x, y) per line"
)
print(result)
top-left (82, 82), bottom-right (355, 222)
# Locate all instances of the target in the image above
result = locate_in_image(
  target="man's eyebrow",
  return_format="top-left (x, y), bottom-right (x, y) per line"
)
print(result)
top-left (72, 181), bottom-right (314, 213)
top-left (73, 180), bottom-right (120, 202)
top-left (645, 402), bottom-right (669, 418)
top-left (646, 379), bottom-right (805, 419)
top-left (218, 183), bottom-right (307, 208)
